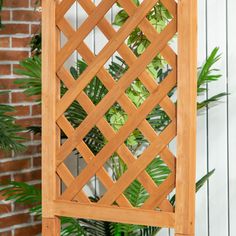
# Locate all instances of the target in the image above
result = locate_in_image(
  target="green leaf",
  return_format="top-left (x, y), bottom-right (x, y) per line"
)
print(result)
top-left (113, 10), bottom-right (129, 26)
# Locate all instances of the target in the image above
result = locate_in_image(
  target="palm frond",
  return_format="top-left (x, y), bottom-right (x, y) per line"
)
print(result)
top-left (61, 217), bottom-right (87, 236)
top-left (0, 181), bottom-right (41, 205)
top-left (198, 47), bottom-right (221, 92)
top-left (0, 103), bottom-right (26, 152)
top-left (14, 56), bottom-right (41, 98)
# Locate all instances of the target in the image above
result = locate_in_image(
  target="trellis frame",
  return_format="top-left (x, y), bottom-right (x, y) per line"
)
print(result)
top-left (42, 0), bottom-right (197, 235)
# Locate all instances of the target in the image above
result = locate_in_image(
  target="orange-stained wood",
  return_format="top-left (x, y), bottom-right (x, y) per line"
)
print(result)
top-left (42, 0), bottom-right (197, 234)
top-left (175, 0), bottom-right (198, 235)
top-left (42, 0), bottom-right (60, 233)
top-left (53, 200), bottom-right (175, 228)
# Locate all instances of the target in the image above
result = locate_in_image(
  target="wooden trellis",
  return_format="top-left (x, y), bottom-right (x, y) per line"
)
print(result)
top-left (42, 0), bottom-right (197, 235)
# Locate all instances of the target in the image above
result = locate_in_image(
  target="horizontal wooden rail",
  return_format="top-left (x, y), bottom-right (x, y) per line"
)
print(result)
top-left (53, 200), bottom-right (175, 228)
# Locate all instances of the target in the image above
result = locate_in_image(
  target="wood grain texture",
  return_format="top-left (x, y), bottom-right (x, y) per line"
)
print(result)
top-left (42, 0), bottom-right (197, 232)
top-left (42, 0), bottom-right (61, 234)
top-left (175, 0), bottom-right (198, 235)
top-left (53, 200), bottom-right (175, 228)
top-left (42, 0), bottom-right (58, 218)
top-left (42, 218), bottom-right (60, 236)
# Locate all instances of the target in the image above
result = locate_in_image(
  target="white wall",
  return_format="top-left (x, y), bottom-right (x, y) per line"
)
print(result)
top-left (64, 1), bottom-right (236, 235)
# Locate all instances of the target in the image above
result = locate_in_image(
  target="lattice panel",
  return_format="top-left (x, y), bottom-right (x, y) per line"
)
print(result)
top-left (42, 0), bottom-right (197, 235)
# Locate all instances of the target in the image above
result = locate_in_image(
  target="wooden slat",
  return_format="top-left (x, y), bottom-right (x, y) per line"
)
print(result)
top-left (60, 73), bottom-right (176, 200)
top-left (141, 173), bottom-right (175, 209)
top-left (56, 0), bottom-right (75, 22)
top-left (42, 0), bottom-right (57, 218)
top-left (56, 0), bottom-right (117, 69)
top-left (57, 116), bottom-right (132, 207)
top-left (160, 0), bottom-right (177, 18)
top-left (57, 163), bottom-right (90, 204)
top-left (42, 218), bottom-right (60, 236)
top-left (53, 200), bottom-right (175, 228)
top-left (56, 0), bottom-right (168, 119)
top-left (98, 122), bottom-right (176, 205)
top-left (64, 0), bottom-right (177, 121)
top-left (57, 68), bottom-right (174, 211)
top-left (42, 0), bottom-right (197, 232)
top-left (117, 0), bottom-right (177, 68)
top-left (57, 17), bottom-right (176, 127)
top-left (78, 0), bottom-right (176, 69)
top-left (59, 72), bottom-right (176, 201)
top-left (57, 20), bottom-right (176, 162)
top-left (57, 18), bottom-right (176, 173)
top-left (76, 0), bottom-right (177, 119)
top-left (175, 0), bottom-right (197, 235)
top-left (42, 0), bottom-right (60, 233)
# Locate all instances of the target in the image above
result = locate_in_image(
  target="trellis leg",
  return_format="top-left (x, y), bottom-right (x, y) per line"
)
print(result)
top-left (42, 0), bottom-right (61, 235)
top-left (175, 0), bottom-right (197, 235)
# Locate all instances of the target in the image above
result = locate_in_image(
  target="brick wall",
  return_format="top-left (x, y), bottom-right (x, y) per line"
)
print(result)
top-left (0, 0), bottom-right (41, 235)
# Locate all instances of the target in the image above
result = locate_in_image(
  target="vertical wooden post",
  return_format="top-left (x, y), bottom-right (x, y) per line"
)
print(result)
top-left (42, 0), bottom-right (61, 234)
top-left (175, 0), bottom-right (197, 235)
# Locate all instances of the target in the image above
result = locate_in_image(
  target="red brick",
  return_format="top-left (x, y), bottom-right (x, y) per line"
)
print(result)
top-left (32, 133), bottom-right (41, 141)
top-left (32, 104), bottom-right (41, 116)
top-left (0, 24), bottom-right (29, 35)
top-left (0, 231), bottom-right (12, 236)
top-left (14, 169), bottom-right (41, 182)
top-left (0, 204), bottom-right (12, 214)
top-left (31, 24), bottom-right (41, 34)
top-left (15, 224), bottom-right (41, 236)
top-left (12, 64), bottom-right (23, 71)
top-left (0, 79), bottom-right (19, 90)
top-left (0, 175), bottom-right (11, 182)
top-left (0, 51), bottom-right (29, 61)
top-left (0, 10), bottom-right (11, 21)
top-left (31, 0), bottom-right (41, 8)
top-left (16, 132), bottom-right (31, 141)
top-left (0, 92), bottom-right (9, 103)
top-left (11, 92), bottom-right (40, 103)
top-left (32, 156), bottom-right (41, 167)
top-left (0, 150), bottom-right (12, 159)
top-left (0, 37), bottom-right (10, 48)
top-left (14, 202), bottom-right (32, 211)
top-left (14, 144), bottom-right (41, 157)
top-left (13, 10), bottom-right (40, 22)
top-left (0, 159), bottom-right (31, 172)
top-left (16, 117), bottom-right (41, 127)
top-left (0, 65), bottom-right (11, 75)
top-left (7, 105), bottom-right (30, 116)
top-left (0, 213), bottom-right (31, 228)
top-left (12, 37), bottom-right (31, 48)
top-left (3, 0), bottom-right (29, 8)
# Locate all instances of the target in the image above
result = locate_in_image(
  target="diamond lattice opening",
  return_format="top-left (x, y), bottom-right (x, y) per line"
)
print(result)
top-left (146, 156), bottom-right (171, 186)
top-left (76, 2), bottom-right (89, 29)
top-left (84, 126), bottom-right (107, 155)
top-left (146, 104), bottom-right (172, 134)
top-left (83, 176), bottom-right (106, 200)
top-left (62, 50), bottom-right (78, 71)
top-left (108, 53), bottom-right (129, 81)
top-left (146, 53), bottom-right (172, 82)
top-left (126, 79), bottom-right (150, 108)
top-left (124, 179), bottom-right (149, 208)
top-left (84, 76), bottom-right (108, 105)
top-left (104, 102), bottom-right (128, 132)
top-left (84, 26), bottom-right (108, 56)
top-left (146, 1), bottom-right (174, 33)
top-left (64, 1), bottom-right (78, 31)
top-left (104, 152), bottom-right (127, 181)
top-left (125, 129), bottom-right (150, 157)
top-left (64, 100), bottom-right (88, 129)
top-left (125, 27), bottom-right (151, 57)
